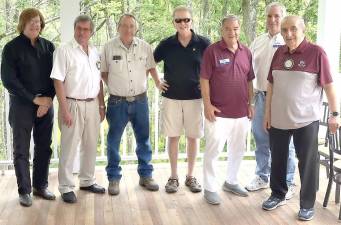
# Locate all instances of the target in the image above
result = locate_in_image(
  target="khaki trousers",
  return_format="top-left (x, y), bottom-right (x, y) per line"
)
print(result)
top-left (58, 98), bottom-right (100, 194)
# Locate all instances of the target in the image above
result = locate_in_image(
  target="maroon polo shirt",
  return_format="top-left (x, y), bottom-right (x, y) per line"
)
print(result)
top-left (267, 39), bottom-right (333, 129)
top-left (200, 40), bottom-right (255, 118)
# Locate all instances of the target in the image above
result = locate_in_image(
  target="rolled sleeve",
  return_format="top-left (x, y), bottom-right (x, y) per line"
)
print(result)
top-left (100, 44), bottom-right (109, 73)
top-left (146, 44), bottom-right (156, 70)
top-left (50, 48), bottom-right (67, 81)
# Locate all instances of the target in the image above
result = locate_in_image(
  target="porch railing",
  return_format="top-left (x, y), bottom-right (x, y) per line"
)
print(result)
top-left (0, 77), bottom-right (254, 171)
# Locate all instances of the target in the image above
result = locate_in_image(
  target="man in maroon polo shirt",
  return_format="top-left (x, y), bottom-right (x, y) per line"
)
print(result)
top-left (200, 15), bottom-right (254, 205)
top-left (262, 15), bottom-right (340, 221)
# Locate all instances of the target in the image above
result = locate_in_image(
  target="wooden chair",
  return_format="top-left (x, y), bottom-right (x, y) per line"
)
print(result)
top-left (323, 127), bottom-right (341, 220)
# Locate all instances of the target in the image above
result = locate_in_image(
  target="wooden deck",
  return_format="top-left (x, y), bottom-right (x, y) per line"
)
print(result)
top-left (0, 160), bottom-right (340, 225)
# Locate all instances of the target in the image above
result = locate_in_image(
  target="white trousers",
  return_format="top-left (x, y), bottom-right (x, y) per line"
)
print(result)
top-left (58, 98), bottom-right (100, 194)
top-left (203, 117), bottom-right (249, 192)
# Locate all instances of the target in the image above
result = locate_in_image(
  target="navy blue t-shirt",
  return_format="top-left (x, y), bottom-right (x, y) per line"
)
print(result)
top-left (154, 30), bottom-right (210, 100)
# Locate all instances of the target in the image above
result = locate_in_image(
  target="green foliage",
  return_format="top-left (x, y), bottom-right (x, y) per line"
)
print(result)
top-left (0, 0), bottom-right (329, 160)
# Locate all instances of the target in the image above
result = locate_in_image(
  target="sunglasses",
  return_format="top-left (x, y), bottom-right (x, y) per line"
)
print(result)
top-left (174, 18), bottom-right (191, 23)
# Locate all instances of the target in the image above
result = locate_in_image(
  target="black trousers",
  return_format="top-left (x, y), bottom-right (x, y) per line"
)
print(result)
top-left (9, 96), bottom-right (54, 194)
top-left (269, 121), bottom-right (319, 209)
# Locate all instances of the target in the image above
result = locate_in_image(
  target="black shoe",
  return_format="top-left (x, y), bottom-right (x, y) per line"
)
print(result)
top-left (33, 188), bottom-right (56, 200)
top-left (80, 184), bottom-right (105, 194)
top-left (61, 191), bottom-right (77, 203)
top-left (298, 208), bottom-right (314, 221)
top-left (262, 195), bottom-right (286, 211)
top-left (19, 194), bottom-right (32, 207)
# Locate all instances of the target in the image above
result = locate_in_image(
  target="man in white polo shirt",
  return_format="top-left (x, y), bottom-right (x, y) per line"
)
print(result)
top-left (246, 2), bottom-right (296, 200)
top-left (51, 15), bottom-right (105, 203)
top-left (101, 13), bottom-right (162, 195)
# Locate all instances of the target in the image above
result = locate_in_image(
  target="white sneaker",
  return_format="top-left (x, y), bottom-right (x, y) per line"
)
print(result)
top-left (245, 175), bottom-right (269, 191)
top-left (286, 184), bottom-right (295, 200)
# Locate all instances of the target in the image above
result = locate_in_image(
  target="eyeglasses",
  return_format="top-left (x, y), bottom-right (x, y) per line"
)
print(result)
top-left (28, 19), bottom-right (41, 25)
top-left (174, 18), bottom-right (191, 23)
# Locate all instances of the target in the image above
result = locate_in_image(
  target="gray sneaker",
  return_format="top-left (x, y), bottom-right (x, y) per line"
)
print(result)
top-left (108, 180), bottom-right (120, 195)
top-left (165, 177), bottom-right (179, 193)
top-left (262, 195), bottom-right (286, 211)
top-left (204, 190), bottom-right (221, 205)
top-left (139, 177), bottom-right (159, 191)
top-left (298, 208), bottom-right (314, 221)
top-left (223, 182), bottom-right (248, 197)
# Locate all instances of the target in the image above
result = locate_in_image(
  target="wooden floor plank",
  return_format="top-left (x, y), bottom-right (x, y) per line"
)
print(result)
top-left (0, 161), bottom-right (340, 225)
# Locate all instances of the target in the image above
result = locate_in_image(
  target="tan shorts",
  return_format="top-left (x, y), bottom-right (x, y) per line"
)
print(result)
top-left (161, 97), bottom-right (204, 138)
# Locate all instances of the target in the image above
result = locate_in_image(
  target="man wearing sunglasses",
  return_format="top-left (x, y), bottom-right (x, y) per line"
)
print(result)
top-left (154, 6), bottom-right (210, 194)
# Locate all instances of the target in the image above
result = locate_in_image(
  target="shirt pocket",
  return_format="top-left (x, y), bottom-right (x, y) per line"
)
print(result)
top-left (109, 59), bottom-right (123, 73)
top-left (135, 54), bottom-right (147, 70)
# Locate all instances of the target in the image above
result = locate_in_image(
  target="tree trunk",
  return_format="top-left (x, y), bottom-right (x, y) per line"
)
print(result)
top-left (200, 0), bottom-right (209, 36)
top-left (242, 0), bottom-right (259, 45)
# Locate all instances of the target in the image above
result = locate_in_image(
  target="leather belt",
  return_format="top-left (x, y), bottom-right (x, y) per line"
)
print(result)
top-left (109, 92), bottom-right (146, 102)
top-left (256, 91), bottom-right (267, 96)
top-left (66, 97), bottom-right (94, 102)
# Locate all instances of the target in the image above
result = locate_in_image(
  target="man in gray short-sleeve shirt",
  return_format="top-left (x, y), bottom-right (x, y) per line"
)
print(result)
top-left (262, 15), bottom-right (340, 221)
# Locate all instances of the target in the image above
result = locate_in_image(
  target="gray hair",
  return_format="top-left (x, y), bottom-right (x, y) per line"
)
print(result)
top-left (282, 15), bottom-right (306, 32)
top-left (117, 13), bottom-right (139, 30)
top-left (74, 15), bottom-right (95, 33)
top-left (221, 14), bottom-right (240, 27)
top-left (172, 5), bottom-right (193, 18)
top-left (265, 2), bottom-right (287, 17)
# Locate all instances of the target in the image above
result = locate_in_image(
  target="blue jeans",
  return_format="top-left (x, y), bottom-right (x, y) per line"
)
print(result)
top-left (252, 91), bottom-right (296, 185)
top-left (106, 95), bottom-right (153, 181)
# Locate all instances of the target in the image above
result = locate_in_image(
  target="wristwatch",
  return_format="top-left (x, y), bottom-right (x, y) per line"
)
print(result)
top-left (330, 111), bottom-right (340, 117)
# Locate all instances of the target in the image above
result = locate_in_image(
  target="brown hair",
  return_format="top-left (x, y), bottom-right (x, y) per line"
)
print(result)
top-left (17, 8), bottom-right (45, 33)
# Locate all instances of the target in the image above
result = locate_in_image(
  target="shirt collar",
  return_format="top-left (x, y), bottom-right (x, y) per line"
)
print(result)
top-left (218, 39), bottom-right (243, 51)
top-left (170, 29), bottom-right (199, 45)
top-left (284, 38), bottom-right (308, 54)
top-left (19, 33), bottom-right (41, 46)
top-left (267, 32), bottom-right (281, 40)
top-left (117, 37), bottom-right (138, 49)
top-left (71, 38), bottom-right (94, 52)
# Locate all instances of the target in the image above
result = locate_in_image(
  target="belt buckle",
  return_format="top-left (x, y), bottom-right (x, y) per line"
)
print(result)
top-left (126, 96), bottom-right (135, 102)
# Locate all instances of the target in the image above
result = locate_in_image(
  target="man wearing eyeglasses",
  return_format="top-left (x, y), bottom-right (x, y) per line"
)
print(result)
top-left (154, 6), bottom-right (210, 194)
top-left (51, 15), bottom-right (106, 203)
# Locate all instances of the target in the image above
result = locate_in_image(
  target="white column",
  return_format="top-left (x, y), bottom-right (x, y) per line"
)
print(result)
top-left (61, 0), bottom-right (80, 172)
top-left (317, 0), bottom-right (341, 77)
top-left (60, 0), bottom-right (80, 43)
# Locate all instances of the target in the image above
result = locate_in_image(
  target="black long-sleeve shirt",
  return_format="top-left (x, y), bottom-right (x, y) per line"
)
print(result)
top-left (1, 33), bottom-right (55, 103)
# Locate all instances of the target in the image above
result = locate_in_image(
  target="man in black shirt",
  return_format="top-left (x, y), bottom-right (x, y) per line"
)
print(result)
top-left (154, 5), bottom-right (210, 193)
top-left (1, 8), bottom-right (55, 207)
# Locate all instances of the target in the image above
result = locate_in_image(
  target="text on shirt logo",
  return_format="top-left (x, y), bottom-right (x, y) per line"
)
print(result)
top-left (219, 58), bottom-right (230, 65)
top-left (112, 55), bottom-right (122, 60)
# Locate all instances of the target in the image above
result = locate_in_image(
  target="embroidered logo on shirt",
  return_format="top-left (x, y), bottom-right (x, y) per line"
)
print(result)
top-left (219, 58), bottom-right (230, 65)
top-left (284, 59), bottom-right (294, 70)
top-left (193, 48), bottom-right (196, 51)
top-left (298, 60), bottom-right (306, 68)
top-left (112, 55), bottom-right (122, 60)
top-left (96, 61), bottom-right (101, 70)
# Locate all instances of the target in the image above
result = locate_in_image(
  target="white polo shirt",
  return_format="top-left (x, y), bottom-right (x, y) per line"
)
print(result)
top-left (101, 36), bottom-right (156, 97)
top-left (50, 39), bottom-right (101, 99)
top-left (249, 33), bottom-right (284, 92)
